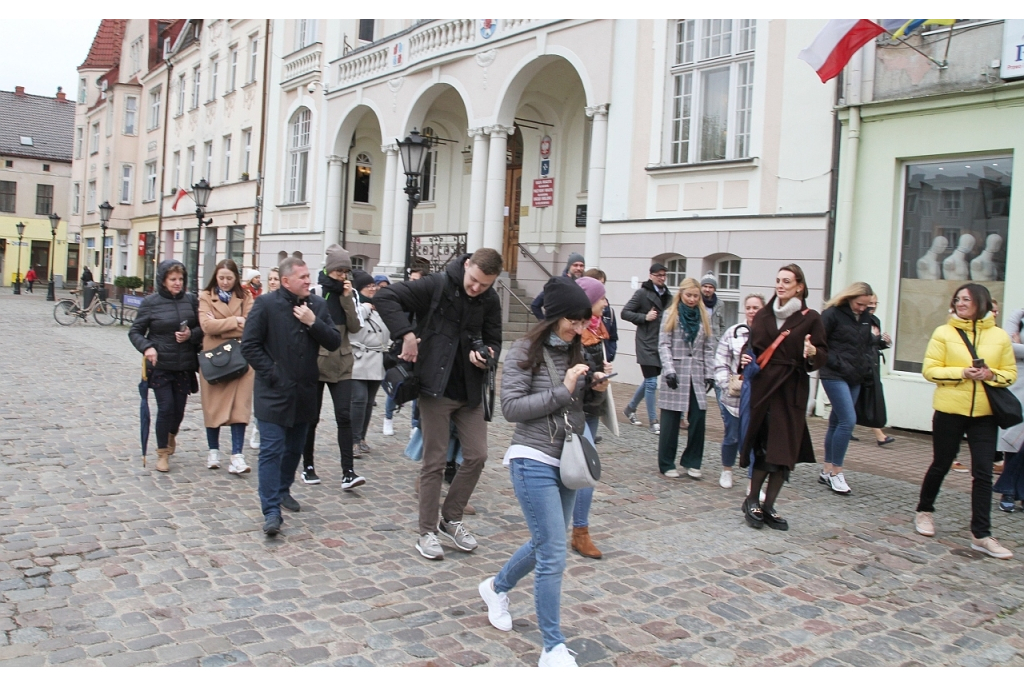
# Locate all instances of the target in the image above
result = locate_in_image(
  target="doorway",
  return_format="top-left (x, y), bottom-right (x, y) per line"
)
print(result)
top-left (502, 127), bottom-right (524, 277)
top-left (183, 228), bottom-right (199, 292)
top-left (203, 227), bottom-right (218, 287)
top-left (30, 240), bottom-right (50, 281)
top-left (66, 244), bottom-right (79, 285)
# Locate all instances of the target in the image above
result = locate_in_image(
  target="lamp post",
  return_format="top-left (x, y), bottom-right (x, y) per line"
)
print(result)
top-left (46, 213), bottom-right (59, 301)
top-left (396, 129), bottom-right (432, 280)
top-left (13, 222), bottom-right (25, 295)
top-left (192, 178), bottom-right (213, 293)
top-left (98, 201), bottom-right (113, 297)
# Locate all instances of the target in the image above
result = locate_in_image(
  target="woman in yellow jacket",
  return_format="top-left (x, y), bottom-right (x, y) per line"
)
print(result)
top-left (915, 283), bottom-right (1017, 559)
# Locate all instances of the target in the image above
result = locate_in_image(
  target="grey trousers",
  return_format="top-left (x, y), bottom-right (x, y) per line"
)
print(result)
top-left (417, 394), bottom-right (488, 534)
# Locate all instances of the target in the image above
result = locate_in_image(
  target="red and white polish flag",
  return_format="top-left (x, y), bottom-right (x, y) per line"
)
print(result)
top-left (171, 188), bottom-right (190, 211)
top-left (798, 20), bottom-right (886, 83)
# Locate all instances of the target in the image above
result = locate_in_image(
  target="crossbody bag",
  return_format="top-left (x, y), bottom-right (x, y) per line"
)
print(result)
top-left (955, 328), bottom-right (1023, 429)
top-left (542, 348), bottom-right (601, 489)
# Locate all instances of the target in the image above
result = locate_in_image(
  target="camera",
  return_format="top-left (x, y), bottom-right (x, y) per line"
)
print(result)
top-left (470, 336), bottom-right (495, 367)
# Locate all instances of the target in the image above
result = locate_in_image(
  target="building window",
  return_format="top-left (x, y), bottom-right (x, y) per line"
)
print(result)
top-left (204, 141), bottom-right (213, 180)
top-left (90, 121), bottom-right (100, 154)
top-left (895, 156), bottom-right (1012, 374)
top-left (176, 73), bottom-right (186, 115)
top-left (187, 146), bottom-right (196, 186)
top-left (665, 256), bottom-right (686, 288)
top-left (106, 92), bottom-right (114, 136)
top-left (242, 128), bottom-right (252, 175)
top-left (353, 152), bottom-right (372, 203)
top-left (227, 225), bottom-right (245, 264)
top-left (297, 20), bottom-right (316, 49)
top-left (144, 161), bottom-right (157, 201)
top-left (191, 65), bottom-right (201, 109)
top-left (0, 181), bottom-right (15, 213)
top-left (130, 37), bottom-right (143, 75)
top-left (287, 108), bottom-right (311, 203)
top-left (715, 257), bottom-right (741, 327)
top-left (351, 255), bottom-right (366, 271)
top-left (358, 20), bottom-right (375, 43)
top-left (36, 184), bottom-right (54, 215)
top-left (248, 35), bottom-right (259, 83)
top-left (87, 180), bottom-right (96, 213)
top-left (78, 77), bottom-right (87, 104)
top-left (228, 47), bottom-right (238, 91)
top-left (171, 151), bottom-right (180, 191)
top-left (149, 87), bottom-right (161, 130)
top-left (72, 182), bottom-right (81, 214)
top-left (124, 95), bottom-right (137, 135)
top-left (4, 160), bottom-right (11, 168)
top-left (222, 135), bottom-right (232, 181)
top-left (120, 165), bottom-right (133, 204)
top-left (667, 19), bottom-right (756, 164)
top-left (75, 127), bottom-right (84, 158)
top-left (208, 56), bottom-right (219, 101)
top-left (43, 164), bottom-right (50, 172)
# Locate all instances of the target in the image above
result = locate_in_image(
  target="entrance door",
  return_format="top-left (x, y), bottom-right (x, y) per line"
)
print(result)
top-left (502, 127), bottom-right (524, 277)
top-left (30, 240), bottom-right (50, 281)
top-left (66, 244), bottom-right (79, 285)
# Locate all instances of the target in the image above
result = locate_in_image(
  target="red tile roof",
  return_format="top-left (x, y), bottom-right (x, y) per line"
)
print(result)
top-left (79, 19), bottom-right (128, 70)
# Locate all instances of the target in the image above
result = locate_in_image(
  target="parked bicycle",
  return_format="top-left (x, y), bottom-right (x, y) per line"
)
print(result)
top-left (54, 289), bottom-right (118, 326)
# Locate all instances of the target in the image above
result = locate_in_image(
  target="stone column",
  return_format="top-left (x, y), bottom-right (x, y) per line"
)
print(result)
top-left (466, 128), bottom-right (489, 253)
top-left (584, 104), bottom-right (609, 268)
top-left (390, 151), bottom-right (409, 276)
top-left (324, 155), bottom-right (344, 248)
top-left (377, 144), bottom-right (399, 273)
top-left (483, 125), bottom-right (511, 253)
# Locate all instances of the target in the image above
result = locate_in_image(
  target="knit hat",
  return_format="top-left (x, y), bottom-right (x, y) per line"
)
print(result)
top-left (541, 276), bottom-right (593, 321)
top-left (564, 252), bottom-right (586, 276)
top-left (373, 273), bottom-right (391, 285)
top-left (700, 271), bottom-right (717, 289)
top-left (243, 268), bottom-right (260, 281)
top-left (324, 244), bottom-right (353, 274)
top-left (575, 276), bottom-right (606, 306)
top-left (649, 262), bottom-right (667, 274)
top-left (351, 270), bottom-right (375, 293)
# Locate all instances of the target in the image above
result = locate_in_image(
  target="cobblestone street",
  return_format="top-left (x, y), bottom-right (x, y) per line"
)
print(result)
top-left (2, 289), bottom-right (1024, 667)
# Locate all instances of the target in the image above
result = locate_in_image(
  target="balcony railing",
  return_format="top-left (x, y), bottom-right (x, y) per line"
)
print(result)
top-left (332, 19), bottom-right (561, 90)
top-left (282, 43), bottom-right (322, 85)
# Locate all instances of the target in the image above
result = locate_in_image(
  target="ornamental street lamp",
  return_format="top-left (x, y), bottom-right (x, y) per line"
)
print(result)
top-left (13, 222), bottom-right (25, 295)
top-left (46, 213), bottom-right (59, 301)
top-left (396, 129), bottom-right (432, 281)
top-left (98, 200), bottom-right (113, 297)
top-left (191, 178), bottom-right (214, 292)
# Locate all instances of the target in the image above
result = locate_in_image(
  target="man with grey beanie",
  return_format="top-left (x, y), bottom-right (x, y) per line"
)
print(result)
top-left (700, 271), bottom-right (727, 340)
top-left (530, 252), bottom-right (586, 320)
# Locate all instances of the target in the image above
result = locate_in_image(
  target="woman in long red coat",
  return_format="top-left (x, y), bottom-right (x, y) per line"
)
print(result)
top-left (740, 264), bottom-right (828, 530)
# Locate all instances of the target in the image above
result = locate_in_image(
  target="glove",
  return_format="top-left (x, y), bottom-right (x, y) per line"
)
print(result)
top-left (665, 373), bottom-right (678, 390)
top-left (706, 379), bottom-right (715, 393)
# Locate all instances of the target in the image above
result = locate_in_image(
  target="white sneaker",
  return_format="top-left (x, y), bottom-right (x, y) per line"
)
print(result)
top-left (383, 418), bottom-right (395, 436)
top-left (478, 577), bottom-right (512, 631)
top-left (687, 468), bottom-right (702, 480)
top-left (249, 427), bottom-right (260, 449)
top-left (228, 454), bottom-right (251, 475)
top-left (650, 423), bottom-right (661, 435)
top-left (538, 643), bottom-right (578, 667)
top-left (663, 469), bottom-right (681, 478)
top-left (828, 472), bottom-right (851, 495)
top-left (207, 449), bottom-right (221, 469)
top-left (719, 471), bottom-right (733, 489)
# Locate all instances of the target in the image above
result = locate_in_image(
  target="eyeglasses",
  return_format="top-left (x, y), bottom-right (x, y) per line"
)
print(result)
top-left (567, 319), bottom-right (588, 330)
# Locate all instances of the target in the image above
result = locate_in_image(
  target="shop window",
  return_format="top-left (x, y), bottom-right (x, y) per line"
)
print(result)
top-left (353, 152), bottom-right (372, 203)
top-left (894, 156), bottom-right (1012, 373)
top-left (665, 256), bottom-right (686, 288)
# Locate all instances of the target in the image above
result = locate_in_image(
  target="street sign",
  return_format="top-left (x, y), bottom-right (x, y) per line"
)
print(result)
top-left (541, 159), bottom-right (550, 177)
top-left (122, 294), bottom-right (145, 308)
top-left (532, 178), bottom-right (554, 207)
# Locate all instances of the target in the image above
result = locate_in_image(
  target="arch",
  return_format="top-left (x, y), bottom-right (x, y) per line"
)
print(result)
top-left (400, 77), bottom-right (475, 137)
top-left (494, 49), bottom-right (595, 126)
top-left (331, 99), bottom-right (387, 157)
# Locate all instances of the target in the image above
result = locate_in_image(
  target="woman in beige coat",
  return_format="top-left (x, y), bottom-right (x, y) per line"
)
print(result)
top-left (199, 259), bottom-right (255, 475)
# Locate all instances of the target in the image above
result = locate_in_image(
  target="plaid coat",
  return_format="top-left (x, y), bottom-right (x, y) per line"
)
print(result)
top-left (657, 318), bottom-right (715, 413)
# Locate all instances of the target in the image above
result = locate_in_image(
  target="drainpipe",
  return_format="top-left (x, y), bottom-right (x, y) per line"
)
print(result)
top-left (830, 47), bottom-right (863, 291)
top-left (252, 19), bottom-right (271, 269)
top-left (155, 56), bottom-right (174, 290)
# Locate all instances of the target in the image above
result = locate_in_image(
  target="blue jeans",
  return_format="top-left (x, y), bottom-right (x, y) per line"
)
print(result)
top-left (385, 395), bottom-right (420, 429)
top-left (257, 420), bottom-right (308, 518)
top-left (206, 424), bottom-right (246, 454)
top-left (627, 376), bottom-right (658, 424)
top-left (494, 458), bottom-right (576, 651)
top-left (720, 401), bottom-right (740, 468)
top-left (822, 379), bottom-right (861, 469)
top-left (572, 419), bottom-right (599, 527)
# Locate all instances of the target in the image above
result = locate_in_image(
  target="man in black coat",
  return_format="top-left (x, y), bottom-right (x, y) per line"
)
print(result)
top-left (621, 262), bottom-right (672, 434)
top-left (374, 248), bottom-right (503, 560)
top-left (241, 257), bottom-right (341, 536)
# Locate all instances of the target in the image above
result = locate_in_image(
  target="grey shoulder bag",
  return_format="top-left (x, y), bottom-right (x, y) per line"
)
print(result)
top-left (542, 348), bottom-right (601, 489)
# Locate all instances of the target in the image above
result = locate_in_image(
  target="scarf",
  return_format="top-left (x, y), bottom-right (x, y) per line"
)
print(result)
top-left (677, 302), bottom-right (701, 344)
top-left (318, 269), bottom-right (348, 325)
top-left (581, 316), bottom-right (608, 347)
top-left (703, 292), bottom-right (718, 311)
top-left (216, 288), bottom-right (232, 304)
top-left (774, 296), bottom-right (803, 330)
top-left (547, 332), bottom-right (572, 350)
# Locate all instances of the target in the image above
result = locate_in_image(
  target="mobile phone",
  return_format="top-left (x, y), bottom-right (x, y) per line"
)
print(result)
top-left (972, 358), bottom-right (986, 368)
top-left (587, 372), bottom-right (618, 386)
top-left (179, 320), bottom-right (189, 332)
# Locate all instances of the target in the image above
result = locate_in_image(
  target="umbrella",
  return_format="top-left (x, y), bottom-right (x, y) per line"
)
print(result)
top-left (139, 358), bottom-right (151, 467)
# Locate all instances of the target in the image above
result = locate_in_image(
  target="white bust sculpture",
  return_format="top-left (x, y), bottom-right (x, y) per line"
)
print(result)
top-left (943, 234), bottom-right (976, 281)
top-left (916, 235), bottom-right (948, 280)
top-left (970, 234), bottom-right (1003, 281)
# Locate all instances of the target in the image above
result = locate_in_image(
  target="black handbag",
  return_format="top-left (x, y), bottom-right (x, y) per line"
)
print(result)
top-left (383, 362), bottom-right (420, 405)
top-left (198, 339), bottom-right (249, 385)
top-left (955, 329), bottom-right (1023, 429)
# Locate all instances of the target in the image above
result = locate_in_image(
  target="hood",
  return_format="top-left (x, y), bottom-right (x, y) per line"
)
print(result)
top-left (156, 259), bottom-right (187, 299)
top-left (445, 253), bottom-right (470, 289)
top-left (949, 313), bottom-right (996, 332)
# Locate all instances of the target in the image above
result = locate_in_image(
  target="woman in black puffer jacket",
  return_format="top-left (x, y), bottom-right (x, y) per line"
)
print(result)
top-left (819, 281), bottom-right (875, 495)
top-left (129, 260), bottom-right (202, 473)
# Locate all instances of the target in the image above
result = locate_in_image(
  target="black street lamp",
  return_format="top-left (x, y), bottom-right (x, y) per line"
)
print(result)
top-left (13, 222), bottom-right (25, 295)
top-left (98, 200), bottom-right (113, 297)
top-left (396, 129), bottom-right (432, 281)
top-left (46, 213), bottom-right (59, 301)
top-left (191, 178), bottom-right (214, 292)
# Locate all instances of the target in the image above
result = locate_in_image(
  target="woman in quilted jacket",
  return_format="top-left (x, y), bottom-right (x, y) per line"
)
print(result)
top-left (915, 283), bottom-right (1017, 559)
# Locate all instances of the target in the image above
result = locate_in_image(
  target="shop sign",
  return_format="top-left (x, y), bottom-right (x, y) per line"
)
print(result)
top-left (1002, 20), bottom-right (1024, 80)
top-left (532, 178), bottom-right (554, 207)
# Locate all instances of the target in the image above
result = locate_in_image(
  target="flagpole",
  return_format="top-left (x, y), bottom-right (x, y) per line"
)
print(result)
top-left (889, 33), bottom-right (946, 69)
top-left (940, 25), bottom-right (955, 68)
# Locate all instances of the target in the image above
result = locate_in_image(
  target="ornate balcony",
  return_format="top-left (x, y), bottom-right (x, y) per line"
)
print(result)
top-left (281, 43), bottom-right (322, 88)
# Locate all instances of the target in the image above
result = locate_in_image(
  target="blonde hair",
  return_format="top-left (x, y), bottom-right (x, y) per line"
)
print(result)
top-left (663, 277), bottom-right (712, 335)
top-left (824, 281), bottom-right (874, 310)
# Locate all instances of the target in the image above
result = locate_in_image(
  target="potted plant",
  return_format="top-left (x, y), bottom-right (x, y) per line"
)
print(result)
top-left (114, 275), bottom-right (144, 297)
top-left (241, 172), bottom-right (250, 181)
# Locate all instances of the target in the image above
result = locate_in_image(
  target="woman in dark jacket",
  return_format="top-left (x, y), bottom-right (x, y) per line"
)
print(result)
top-left (740, 264), bottom-right (828, 530)
top-left (818, 282), bottom-right (875, 495)
top-left (478, 277), bottom-right (608, 668)
top-left (856, 295), bottom-right (896, 446)
top-left (128, 260), bottom-right (203, 473)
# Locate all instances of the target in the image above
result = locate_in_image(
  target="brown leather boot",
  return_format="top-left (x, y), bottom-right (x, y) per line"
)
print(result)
top-left (155, 447), bottom-right (171, 473)
top-left (571, 526), bottom-right (602, 559)
top-left (167, 433), bottom-right (177, 455)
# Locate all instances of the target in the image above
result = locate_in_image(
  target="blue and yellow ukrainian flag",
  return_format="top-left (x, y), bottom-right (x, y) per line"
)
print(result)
top-left (887, 19), bottom-right (956, 39)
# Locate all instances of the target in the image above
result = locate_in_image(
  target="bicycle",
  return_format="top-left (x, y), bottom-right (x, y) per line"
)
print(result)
top-left (53, 288), bottom-right (119, 326)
